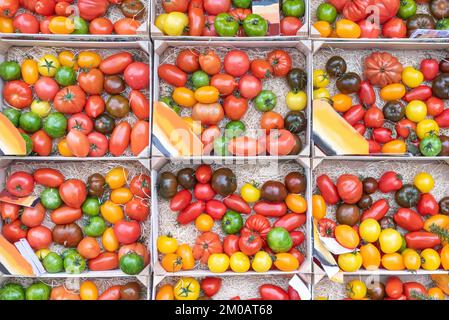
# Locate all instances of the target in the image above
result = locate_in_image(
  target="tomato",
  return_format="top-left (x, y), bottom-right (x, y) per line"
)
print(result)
top-left (379, 228), bottom-right (402, 253)
top-left (229, 251), bottom-right (250, 273)
top-left (162, 0), bottom-right (187, 12)
top-left (123, 61), bottom-right (149, 90)
top-left (251, 251), bottom-right (272, 272)
top-left (66, 113), bottom-right (93, 135)
top-left (405, 100), bottom-right (427, 123)
top-left (273, 253), bottom-right (299, 271)
top-left (381, 139), bottom-right (407, 154)
top-left (316, 174), bottom-right (340, 205)
top-left (78, 281), bottom-right (98, 301)
top-left (311, 194), bottom-right (326, 221)
top-left (359, 218), bottom-right (381, 243)
top-left (77, 52), bottom-right (101, 70)
top-left (102, 227), bottom-right (119, 252)
top-left (105, 167), bottom-right (128, 190)
top-left (0, 16), bottom-right (13, 33)
top-left (335, 19), bottom-right (361, 38)
top-left (2, 220), bottom-right (27, 242)
top-left (210, 74), bottom-right (237, 96)
top-left (157, 64), bottom-right (187, 88)
top-left (360, 243), bottom-right (381, 270)
top-left (223, 50), bottom-right (250, 77)
top-left (27, 225), bottom-right (52, 249)
top-left (77, 68), bottom-right (104, 95)
top-left (364, 106), bottom-right (384, 128)
top-left (50, 206), bottom-right (82, 225)
top-left (332, 93), bottom-right (353, 112)
top-left (54, 1), bottom-right (72, 16)
top-left (13, 13), bottom-right (39, 33)
top-left (65, 130), bottom-right (89, 158)
top-left (172, 87), bottom-right (196, 108)
top-left (280, 16), bottom-right (302, 35)
top-left (88, 252), bottom-right (119, 271)
top-left (194, 214), bottom-right (213, 232)
top-left (346, 280), bottom-right (367, 300)
top-left (204, 200), bottom-right (225, 221)
top-left (402, 282), bottom-right (427, 300)
top-left (58, 179), bottom-right (86, 210)
top-left (97, 285), bottom-right (121, 301)
top-left (358, 19), bottom-right (380, 38)
top-left (266, 129), bottom-right (295, 156)
top-left (175, 50), bottom-right (199, 74)
top-left (0, 202), bottom-right (20, 223)
top-left (402, 66), bottom-right (424, 88)
top-left (335, 225), bottom-right (359, 249)
top-left (402, 248), bottom-right (421, 270)
top-left (129, 90), bottom-right (149, 120)
top-left (285, 194), bottom-right (307, 214)
top-left (156, 284), bottom-right (175, 300)
top-left (336, 174), bottom-right (362, 204)
top-left (412, 172), bottom-right (434, 194)
top-left (57, 139), bottom-right (72, 157)
top-left (313, 20), bottom-right (332, 37)
top-left (313, 69), bottom-right (329, 88)
top-left (200, 277), bottom-right (221, 298)
top-left (286, 91), bottom-right (307, 111)
top-left (192, 232), bottom-right (223, 265)
top-left (203, 0), bottom-right (230, 14)
top-left (124, 197), bottom-right (149, 223)
top-left (194, 86), bottom-right (219, 104)
top-left (175, 243), bottom-right (194, 270)
top-left (267, 50), bottom-right (292, 77)
top-left (100, 200), bottom-right (124, 224)
top-left (6, 171), bottom-right (34, 197)
top-left (194, 183), bottom-right (215, 201)
top-left (380, 83), bottom-right (406, 101)
top-left (53, 86), bottom-right (86, 114)
top-left (208, 253), bottom-right (229, 273)
top-left (49, 16), bottom-right (75, 34)
top-left (33, 77), bottom-right (58, 102)
top-left (395, 119), bottom-right (416, 138)
top-left (259, 284), bottom-right (289, 300)
top-left (421, 248), bottom-right (441, 270)
top-left (110, 187), bottom-right (133, 205)
top-left (199, 51), bottom-right (221, 75)
top-left (382, 17), bottom-right (407, 38)
top-left (89, 17), bottom-right (113, 34)
top-left (78, 0), bottom-right (109, 21)
top-left (426, 97), bottom-right (444, 117)
top-left (260, 111), bottom-right (284, 132)
top-left (385, 276), bottom-right (403, 299)
top-left (98, 52), bottom-right (131, 75)
top-left (84, 96), bottom-right (105, 119)
top-left (238, 74), bottom-right (262, 99)
top-left (130, 120), bottom-right (149, 156)
top-left (428, 287), bottom-right (444, 300)
top-left (113, 220), bottom-right (141, 245)
top-left (337, 252), bottom-right (362, 272)
top-left (77, 236), bottom-right (101, 259)
top-left (109, 122), bottom-right (131, 157)
top-left (0, 0), bottom-right (18, 18)
top-left (174, 277), bottom-right (200, 300)
top-left (250, 59), bottom-right (273, 79)
top-left (3, 80), bottom-right (32, 109)
top-left (393, 208), bottom-right (424, 232)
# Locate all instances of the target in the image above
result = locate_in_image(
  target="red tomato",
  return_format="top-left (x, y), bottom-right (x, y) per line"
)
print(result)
top-left (201, 277), bottom-right (222, 297)
top-left (382, 17), bottom-right (406, 38)
top-left (417, 193), bottom-right (439, 216)
top-left (6, 171), bottom-right (34, 197)
top-left (21, 203), bottom-right (45, 227)
top-left (341, 0), bottom-right (371, 21)
top-left (385, 276), bottom-right (403, 299)
top-left (2, 220), bottom-right (27, 243)
top-left (87, 132), bottom-right (108, 157)
top-left (358, 19), bottom-right (380, 38)
top-left (206, 199), bottom-right (226, 220)
top-left (353, 123), bottom-right (366, 135)
top-left (66, 130), bottom-right (90, 157)
top-left (395, 119), bottom-right (416, 138)
top-left (280, 16), bottom-right (302, 36)
top-left (20, 0), bottom-right (38, 11)
top-left (375, 0), bottom-right (400, 24)
top-left (420, 58), bottom-right (439, 81)
top-left (0, 0), bottom-right (19, 18)
top-left (198, 51), bottom-right (221, 75)
top-left (13, 13), bottom-right (39, 33)
top-left (318, 218), bottom-right (337, 237)
top-left (34, 77), bottom-right (59, 101)
top-left (210, 73), bottom-right (237, 96)
top-left (372, 127), bottom-right (393, 143)
top-left (175, 49), bottom-right (199, 73)
top-left (253, 201), bottom-right (287, 217)
top-left (89, 17), bottom-right (113, 34)
top-left (109, 122), bottom-right (131, 157)
top-left (267, 50), bottom-right (292, 77)
top-left (239, 228), bottom-right (263, 255)
top-left (114, 18), bottom-right (140, 35)
top-left (316, 174), bottom-right (340, 205)
top-left (202, 15), bottom-right (216, 36)
top-left (100, 52), bottom-right (133, 75)
top-left (223, 50), bottom-right (250, 77)
top-left (77, 0), bottom-right (108, 21)
top-left (426, 97), bottom-right (444, 117)
top-left (31, 130), bottom-right (52, 156)
top-left (290, 230), bottom-right (305, 246)
top-left (33, 168), bottom-right (64, 187)
top-left (54, 86), bottom-right (86, 114)
top-left (129, 90), bottom-right (149, 120)
top-left (113, 220), bottom-right (141, 244)
top-left (223, 95), bottom-right (248, 120)
top-left (59, 179), bottom-right (87, 209)
top-left (361, 199), bottom-right (389, 221)
top-left (378, 171), bottom-right (403, 193)
top-left (273, 213), bottom-right (306, 231)
top-left (124, 62), bottom-right (149, 90)
top-left (364, 106), bottom-right (384, 128)
top-left (157, 64), bottom-right (187, 87)
top-left (88, 252), bottom-right (119, 271)
top-left (245, 214), bottom-right (271, 238)
top-left (51, 206), bottom-right (82, 224)
top-left (261, 111), bottom-right (284, 131)
top-left (35, 0), bottom-right (55, 16)
top-left (169, 190), bottom-right (192, 212)
top-left (85, 95), bottom-right (105, 119)
top-left (130, 120), bottom-right (149, 156)
top-left (403, 282), bottom-right (427, 300)
top-left (39, 15), bottom-right (52, 33)
top-left (0, 202), bottom-right (20, 222)
top-left (124, 197), bottom-right (149, 222)
top-left (78, 68), bottom-right (104, 95)
top-left (203, 0), bottom-right (230, 15)
top-left (223, 234), bottom-right (240, 256)
top-left (3, 80), bottom-right (32, 109)
top-left (178, 201), bottom-right (205, 224)
top-left (288, 286), bottom-right (301, 300)
top-left (194, 183), bottom-right (216, 201)
top-left (223, 194), bottom-right (251, 214)
top-left (238, 74), bottom-right (262, 99)
top-left (250, 59), bottom-right (273, 79)
top-left (188, 6), bottom-right (205, 36)
top-left (259, 284), bottom-right (289, 300)
top-left (266, 129), bottom-right (295, 156)
top-left (130, 174), bottom-right (151, 198)
top-left (344, 104), bottom-right (365, 125)
top-left (98, 286), bottom-right (121, 300)
top-left (393, 208), bottom-right (424, 231)
top-left (162, 0), bottom-right (188, 12)
top-left (54, 1), bottom-right (72, 16)
top-left (27, 225), bottom-right (52, 249)
top-left (68, 113), bottom-right (93, 134)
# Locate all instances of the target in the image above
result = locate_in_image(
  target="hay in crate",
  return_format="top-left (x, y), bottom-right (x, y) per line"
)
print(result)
top-left (314, 274), bottom-right (442, 300)
top-left (5, 46), bottom-right (150, 157)
top-left (1, 276), bottom-right (148, 300)
top-left (6, 160), bottom-right (151, 254)
top-left (314, 46), bottom-right (449, 142)
top-left (158, 45), bottom-right (308, 153)
top-left (157, 160), bottom-right (307, 271)
top-left (157, 274), bottom-right (292, 300)
top-left (313, 160), bottom-right (449, 232)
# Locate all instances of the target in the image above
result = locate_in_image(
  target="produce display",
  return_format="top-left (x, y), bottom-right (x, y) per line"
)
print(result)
top-left (0, 277), bottom-right (146, 300)
top-left (0, 161), bottom-right (150, 275)
top-left (155, 45), bottom-right (308, 157)
top-left (154, 275), bottom-right (303, 300)
top-left (153, 0), bottom-right (307, 37)
top-left (155, 161), bottom-right (309, 274)
top-left (0, 46), bottom-right (150, 157)
top-left (314, 45), bottom-right (449, 156)
top-left (311, 0), bottom-right (449, 39)
top-left (313, 160), bottom-right (449, 273)
top-left (0, 0), bottom-right (147, 35)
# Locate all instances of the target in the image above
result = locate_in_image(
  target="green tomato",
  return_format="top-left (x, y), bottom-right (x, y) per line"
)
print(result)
top-left (43, 112), bottom-right (67, 138)
top-left (31, 100), bottom-right (51, 118)
top-left (40, 188), bottom-right (62, 210)
top-left (54, 66), bottom-right (76, 86)
top-left (21, 133), bottom-right (33, 155)
top-left (0, 61), bottom-right (21, 81)
top-left (232, 0), bottom-right (251, 8)
top-left (61, 248), bottom-right (78, 260)
top-left (225, 120), bottom-right (246, 138)
top-left (242, 14), bottom-right (268, 37)
top-left (437, 18), bottom-right (449, 30)
top-left (286, 91), bottom-right (307, 111)
top-left (63, 252), bottom-right (86, 274)
top-left (0, 283), bottom-right (25, 300)
top-left (282, 0), bottom-right (305, 17)
top-left (316, 3), bottom-right (337, 23)
top-left (221, 211), bottom-right (243, 234)
top-left (25, 283), bottom-right (51, 300)
top-left (420, 134), bottom-right (442, 156)
top-left (72, 17), bottom-right (89, 34)
top-left (191, 70), bottom-right (210, 89)
top-left (160, 96), bottom-right (181, 114)
top-left (214, 13), bottom-right (239, 37)
top-left (213, 136), bottom-right (229, 156)
top-left (120, 253), bottom-right (144, 275)
top-left (267, 227), bottom-right (293, 253)
top-left (84, 216), bottom-right (107, 237)
top-left (254, 90), bottom-right (277, 112)
top-left (42, 252), bottom-right (63, 273)
top-left (19, 111), bottom-right (42, 133)
top-left (397, 0), bottom-right (417, 20)
top-left (82, 197), bottom-right (100, 216)
top-left (2, 107), bottom-right (21, 127)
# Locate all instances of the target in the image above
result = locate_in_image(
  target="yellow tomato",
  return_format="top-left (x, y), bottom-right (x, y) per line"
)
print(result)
top-left (312, 194), bottom-right (326, 221)
top-left (105, 167), bottom-right (128, 189)
top-left (380, 83), bottom-right (406, 101)
top-left (413, 172), bottom-right (434, 193)
top-left (229, 252), bottom-right (250, 273)
top-left (174, 278), bottom-right (200, 300)
top-left (381, 139), bottom-right (407, 154)
top-left (313, 88), bottom-right (330, 100)
top-left (416, 119), bottom-right (439, 140)
top-left (313, 69), bottom-right (329, 88)
top-left (155, 13), bottom-right (168, 32)
top-left (156, 284), bottom-right (175, 300)
top-left (208, 253), bottom-right (229, 273)
top-left (58, 51), bottom-right (77, 67)
top-left (35, 248), bottom-right (51, 260)
top-left (30, 100), bottom-right (51, 118)
top-left (332, 93), bottom-right (352, 112)
top-left (77, 51), bottom-right (102, 69)
top-left (173, 87), bottom-right (197, 108)
top-left (80, 281), bottom-right (98, 300)
top-left (286, 91), bottom-right (307, 111)
top-left (336, 19), bottom-right (361, 38)
top-left (0, 17), bottom-right (14, 33)
top-left (157, 235), bottom-right (178, 254)
top-left (102, 227), bottom-right (119, 252)
top-left (360, 243), bottom-right (381, 270)
top-left (378, 228), bottom-right (402, 253)
top-left (346, 280), bottom-right (366, 300)
top-left (273, 253), bottom-right (299, 271)
top-left (428, 287), bottom-right (445, 300)
top-left (37, 54), bottom-right (60, 77)
top-left (176, 244), bottom-right (195, 270)
top-left (195, 214), bottom-right (214, 232)
top-left (381, 253), bottom-right (405, 271)
top-left (100, 200), bottom-right (124, 224)
top-left (421, 248), bottom-right (441, 270)
top-left (49, 16), bottom-right (75, 34)
top-left (21, 59), bottom-right (38, 85)
top-left (57, 139), bottom-right (73, 157)
top-left (440, 244), bottom-right (449, 270)
top-left (251, 251), bottom-right (272, 272)
top-left (313, 20), bottom-right (332, 37)
top-left (285, 194), bottom-right (307, 214)
top-left (338, 252), bottom-right (363, 272)
top-left (359, 219), bottom-right (381, 243)
top-left (335, 225), bottom-right (360, 249)
top-left (183, 117), bottom-right (203, 135)
top-left (110, 187), bottom-right (133, 204)
top-left (402, 248), bottom-right (421, 271)
top-left (402, 66), bottom-right (424, 88)
top-left (194, 86), bottom-right (219, 104)
top-left (240, 182), bottom-right (261, 203)
top-left (406, 100), bottom-right (427, 122)
top-left (163, 12), bottom-right (188, 36)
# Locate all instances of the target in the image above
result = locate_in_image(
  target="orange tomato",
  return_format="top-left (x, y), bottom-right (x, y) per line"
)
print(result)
top-left (380, 83), bottom-right (406, 101)
top-left (195, 214), bottom-right (214, 232)
top-left (50, 286), bottom-right (80, 300)
top-left (114, 18), bottom-right (141, 35)
top-left (102, 227), bottom-right (119, 252)
top-left (313, 21), bottom-right (332, 37)
top-left (381, 140), bottom-right (407, 154)
top-left (336, 19), bottom-right (361, 38)
top-left (285, 194), bottom-right (307, 214)
top-left (58, 51), bottom-right (77, 68)
top-left (335, 225), bottom-right (360, 249)
top-left (156, 284), bottom-right (175, 300)
top-left (428, 287), bottom-right (445, 300)
top-left (332, 94), bottom-right (352, 112)
top-left (381, 253), bottom-right (405, 271)
top-left (312, 194), bottom-right (326, 220)
top-left (105, 167), bottom-right (128, 189)
top-left (161, 253), bottom-right (183, 272)
top-left (273, 253), bottom-right (299, 271)
top-left (57, 139), bottom-right (73, 157)
top-left (441, 245), bottom-right (449, 270)
top-left (0, 17), bottom-right (14, 33)
top-left (110, 187), bottom-right (133, 205)
top-left (176, 244), bottom-right (195, 270)
top-left (424, 215), bottom-right (449, 232)
top-left (80, 281), bottom-right (98, 300)
top-left (100, 200), bottom-right (124, 224)
top-left (360, 243), bottom-right (380, 271)
top-left (77, 236), bottom-right (101, 259)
